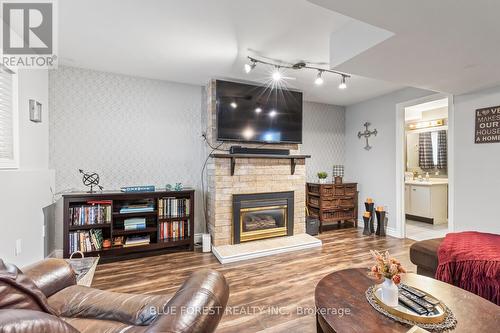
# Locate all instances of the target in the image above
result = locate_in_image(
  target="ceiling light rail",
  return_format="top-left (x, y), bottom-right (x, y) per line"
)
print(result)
top-left (244, 56), bottom-right (350, 89)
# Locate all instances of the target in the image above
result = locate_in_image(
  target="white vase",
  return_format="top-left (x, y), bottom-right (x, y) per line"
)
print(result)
top-left (319, 178), bottom-right (326, 184)
top-left (381, 278), bottom-right (399, 307)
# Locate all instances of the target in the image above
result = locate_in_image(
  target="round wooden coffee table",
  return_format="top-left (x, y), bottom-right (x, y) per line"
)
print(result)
top-left (315, 268), bottom-right (500, 332)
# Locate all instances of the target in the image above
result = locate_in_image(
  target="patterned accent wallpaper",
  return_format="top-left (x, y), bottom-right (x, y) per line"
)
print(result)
top-left (49, 66), bottom-right (205, 229)
top-left (302, 102), bottom-right (345, 182)
top-left (49, 66), bottom-right (345, 232)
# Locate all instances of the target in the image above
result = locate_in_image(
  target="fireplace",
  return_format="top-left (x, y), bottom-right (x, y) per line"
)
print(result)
top-left (232, 191), bottom-right (294, 244)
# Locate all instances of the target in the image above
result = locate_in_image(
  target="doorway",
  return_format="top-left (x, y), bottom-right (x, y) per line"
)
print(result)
top-left (395, 94), bottom-right (454, 240)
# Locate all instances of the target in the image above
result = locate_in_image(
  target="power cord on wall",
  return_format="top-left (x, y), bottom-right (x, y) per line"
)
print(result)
top-left (200, 133), bottom-right (227, 234)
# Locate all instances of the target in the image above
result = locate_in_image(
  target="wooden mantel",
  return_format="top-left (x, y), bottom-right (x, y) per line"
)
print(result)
top-left (210, 153), bottom-right (311, 176)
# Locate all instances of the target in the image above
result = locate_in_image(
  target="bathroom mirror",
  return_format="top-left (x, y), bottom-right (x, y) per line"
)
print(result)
top-left (406, 128), bottom-right (448, 176)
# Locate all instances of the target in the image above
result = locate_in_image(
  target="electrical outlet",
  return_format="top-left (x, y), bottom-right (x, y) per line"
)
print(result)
top-left (15, 239), bottom-right (22, 256)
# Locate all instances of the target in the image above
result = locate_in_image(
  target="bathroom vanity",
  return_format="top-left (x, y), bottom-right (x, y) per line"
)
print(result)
top-left (405, 179), bottom-right (448, 224)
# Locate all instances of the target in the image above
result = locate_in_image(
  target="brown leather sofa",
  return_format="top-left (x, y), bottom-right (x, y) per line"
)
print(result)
top-left (0, 258), bottom-right (229, 333)
top-left (409, 237), bottom-right (444, 278)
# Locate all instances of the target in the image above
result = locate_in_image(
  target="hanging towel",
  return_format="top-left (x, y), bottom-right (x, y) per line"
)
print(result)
top-left (437, 130), bottom-right (447, 169)
top-left (418, 132), bottom-right (434, 169)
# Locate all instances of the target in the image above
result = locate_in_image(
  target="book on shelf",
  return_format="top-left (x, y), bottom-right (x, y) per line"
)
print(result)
top-left (124, 235), bottom-right (150, 247)
top-left (158, 197), bottom-right (190, 218)
top-left (123, 217), bottom-right (146, 230)
top-left (119, 202), bottom-right (155, 214)
top-left (159, 220), bottom-right (190, 241)
top-left (69, 229), bottom-right (104, 253)
top-left (69, 201), bottom-right (112, 226)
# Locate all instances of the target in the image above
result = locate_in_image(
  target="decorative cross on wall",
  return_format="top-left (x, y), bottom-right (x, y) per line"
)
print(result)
top-left (357, 122), bottom-right (378, 150)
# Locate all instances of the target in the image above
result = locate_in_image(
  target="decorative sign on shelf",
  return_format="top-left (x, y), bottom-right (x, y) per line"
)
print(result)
top-left (475, 105), bottom-right (500, 144)
top-left (120, 185), bottom-right (155, 193)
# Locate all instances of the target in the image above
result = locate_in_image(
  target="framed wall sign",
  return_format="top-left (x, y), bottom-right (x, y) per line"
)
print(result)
top-left (475, 105), bottom-right (500, 144)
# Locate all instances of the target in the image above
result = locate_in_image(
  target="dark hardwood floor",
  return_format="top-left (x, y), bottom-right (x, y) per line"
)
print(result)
top-left (92, 227), bottom-right (415, 333)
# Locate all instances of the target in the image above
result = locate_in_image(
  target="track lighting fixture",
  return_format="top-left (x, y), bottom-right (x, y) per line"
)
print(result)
top-left (339, 75), bottom-right (347, 90)
top-left (244, 56), bottom-right (350, 90)
top-left (314, 71), bottom-right (324, 85)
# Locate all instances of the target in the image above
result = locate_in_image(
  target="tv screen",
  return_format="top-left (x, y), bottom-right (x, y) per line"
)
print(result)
top-left (216, 80), bottom-right (303, 143)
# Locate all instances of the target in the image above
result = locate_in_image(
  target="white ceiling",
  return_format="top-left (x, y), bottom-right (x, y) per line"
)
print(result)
top-left (309, 0), bottom-right (500, 95)
top-left (58, 0), bottom-right (404, 106)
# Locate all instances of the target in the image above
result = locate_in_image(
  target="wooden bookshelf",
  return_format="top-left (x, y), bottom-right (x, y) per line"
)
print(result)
top-left (62, 189), bottom-right (195, 263)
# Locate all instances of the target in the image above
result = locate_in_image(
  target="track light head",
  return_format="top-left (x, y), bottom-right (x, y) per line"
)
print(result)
top-left (314, 71), bottom-right (324, 85)
top-left (338, 75), bottom-right (347, 90)
top-left (244, 60), bottom-right (256, 74)
top-left (272, 67), bottom-right (282, 81)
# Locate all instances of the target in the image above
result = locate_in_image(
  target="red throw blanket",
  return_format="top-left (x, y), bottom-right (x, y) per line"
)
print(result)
top-left (436, 231), bottom-right (500, 305)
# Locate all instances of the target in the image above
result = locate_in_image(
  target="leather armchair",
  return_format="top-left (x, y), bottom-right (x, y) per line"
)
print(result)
top-left (0, 259), bottom-right (229, 333)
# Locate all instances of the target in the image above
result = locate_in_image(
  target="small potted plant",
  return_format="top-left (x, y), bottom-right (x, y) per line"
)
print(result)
top-left (368, 250), bottom-right (406, 307)
top-left (317, 172), bottom-right (328, 184)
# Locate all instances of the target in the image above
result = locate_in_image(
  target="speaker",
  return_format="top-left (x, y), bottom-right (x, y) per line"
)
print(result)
top-left (229, 146), bottom-right (290, 155)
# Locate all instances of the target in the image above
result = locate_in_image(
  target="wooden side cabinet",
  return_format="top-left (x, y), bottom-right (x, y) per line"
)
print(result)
top-left (306, 182), bottom-right (358, 232)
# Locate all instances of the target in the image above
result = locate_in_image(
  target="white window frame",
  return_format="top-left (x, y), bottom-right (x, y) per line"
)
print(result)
top-left (0, 66), bottom-right (19, 169)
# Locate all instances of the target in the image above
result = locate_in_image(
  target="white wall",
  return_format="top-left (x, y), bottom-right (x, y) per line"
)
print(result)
top-left (345, 88), bottom-right (433, 231)
top-left (453, 86), bottom-right (500, 234)
top-left (0, 69), bottom-right (54, 267)
top-left (302, 102), bottom-right (345, 182)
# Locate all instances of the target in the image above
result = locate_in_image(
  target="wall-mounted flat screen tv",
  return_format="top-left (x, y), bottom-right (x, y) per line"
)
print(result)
top-left (216, 80), bottom-right (303, 143)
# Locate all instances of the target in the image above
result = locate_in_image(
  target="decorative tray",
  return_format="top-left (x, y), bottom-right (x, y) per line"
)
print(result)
top-left (372, 284), bottom-right (446, 324)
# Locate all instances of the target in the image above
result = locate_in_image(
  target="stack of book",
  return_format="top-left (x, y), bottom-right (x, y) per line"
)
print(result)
top-left (69, 200), bottom-right (112, 225)
top-left (69, 229), bottom-right (103, 253)
top-left (119, 202), bottom-right (154, 214)
top-left (124, 235), bottom-right (150, 247)
top-left (124, 218), bottom-right (146, 230)
top-left (160, 220), bottom-right (189, 240)
top-left (158, 197), bottom-right (190, 218)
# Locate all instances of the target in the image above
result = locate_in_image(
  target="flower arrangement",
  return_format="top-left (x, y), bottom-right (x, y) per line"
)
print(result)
top-left (369, 250), bottom-right (406, 284)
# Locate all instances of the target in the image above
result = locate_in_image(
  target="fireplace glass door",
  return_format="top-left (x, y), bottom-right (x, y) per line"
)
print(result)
top-left (240, 205), bottom-right (287, 242)
top-left (233, 191), bottom-right (294, 244)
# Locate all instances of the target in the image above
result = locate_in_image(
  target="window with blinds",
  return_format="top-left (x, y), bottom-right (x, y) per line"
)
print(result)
top-left (0, 67), bottom-right (17, 168)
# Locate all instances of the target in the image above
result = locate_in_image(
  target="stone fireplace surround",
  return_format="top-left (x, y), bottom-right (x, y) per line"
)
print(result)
top-left (205, 80), bottom-right (306, 247)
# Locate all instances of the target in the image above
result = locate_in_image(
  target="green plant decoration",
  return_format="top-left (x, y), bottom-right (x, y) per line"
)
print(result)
top-left (317, 171), bottom-right (328, 179)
